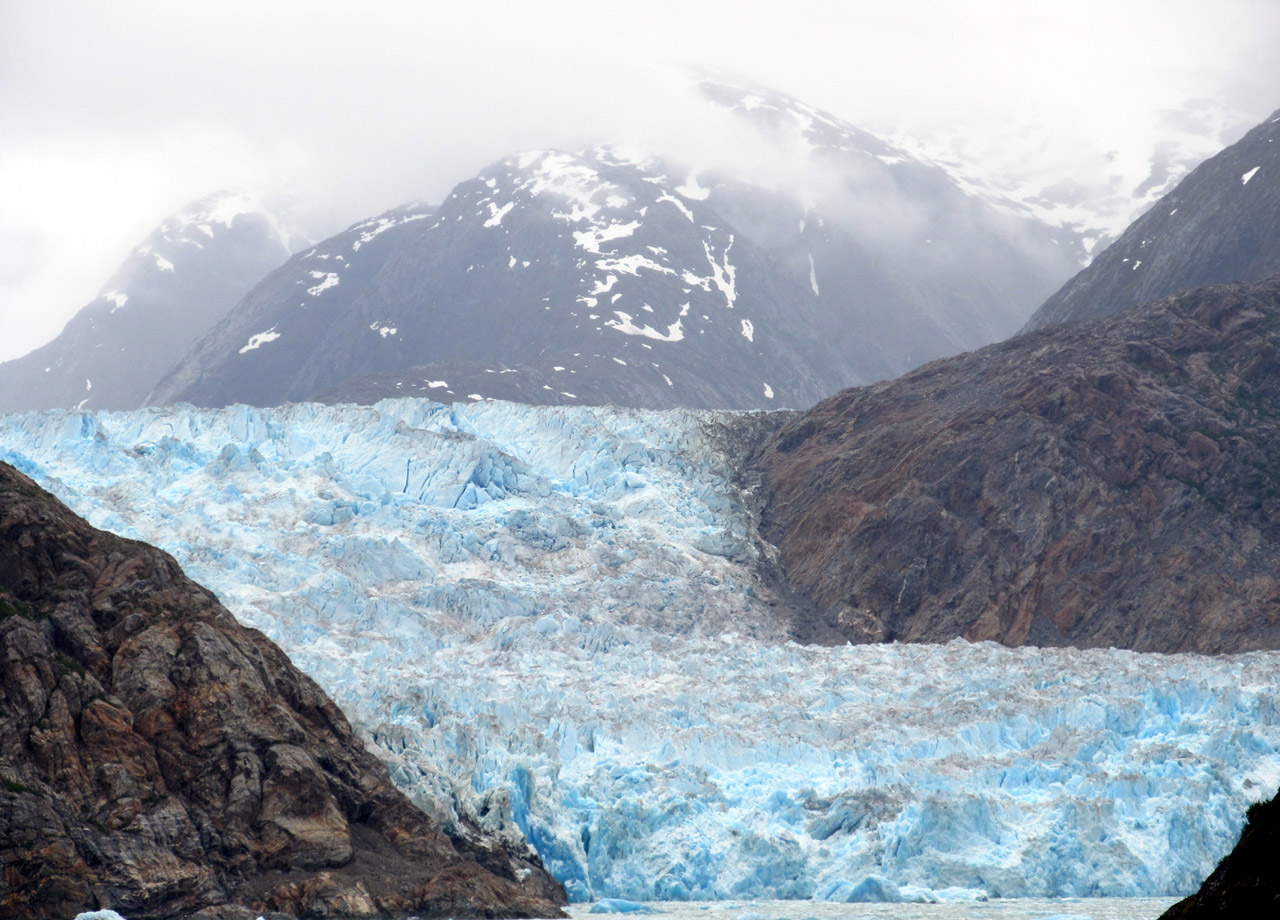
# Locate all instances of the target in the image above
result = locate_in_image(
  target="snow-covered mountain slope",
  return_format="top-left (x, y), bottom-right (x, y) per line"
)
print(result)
top-left (1026, 106), bottom-right (1280, 331)
top-left (0, 191), bottom-right (297, 413)
top-left (148, 82), bottom-right (1082, 412)
top-left (690, 78), bottom-right (1085, 376)
top-left (147, 149), bottom-right (852, 411)
top-left (3, 400), bottom-right (1278, 902)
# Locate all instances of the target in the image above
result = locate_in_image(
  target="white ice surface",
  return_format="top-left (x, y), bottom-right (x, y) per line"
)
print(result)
top-left (3, 401), bottom-right (1279, 903)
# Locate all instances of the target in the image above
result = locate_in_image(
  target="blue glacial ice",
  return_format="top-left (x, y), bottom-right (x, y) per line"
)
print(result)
top-left (4, 399), bottom-right (1280, 903)
top-left (590, 899), bottom-right (657, 913)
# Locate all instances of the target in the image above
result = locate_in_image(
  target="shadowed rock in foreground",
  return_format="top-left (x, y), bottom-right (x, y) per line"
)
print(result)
top-left (0, 462), bottom-right (566, 919)
top-left (1158, 789), bottom-right (1280, 919)
top-left (755, 274), bottom-right (1280, 653)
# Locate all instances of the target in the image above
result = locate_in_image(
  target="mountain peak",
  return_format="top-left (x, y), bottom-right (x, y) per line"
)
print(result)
top-left (0, 192), bottom-right (301, 414)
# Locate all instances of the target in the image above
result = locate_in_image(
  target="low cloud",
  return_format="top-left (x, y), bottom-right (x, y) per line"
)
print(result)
top-left (2, 0), bottom-right (1278, 360)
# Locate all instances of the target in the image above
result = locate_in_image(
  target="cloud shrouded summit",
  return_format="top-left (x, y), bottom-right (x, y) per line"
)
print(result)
top-left (2, 0), bottom-right (1279, 360)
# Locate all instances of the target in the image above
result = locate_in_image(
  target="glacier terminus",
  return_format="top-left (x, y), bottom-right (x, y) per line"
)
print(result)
top-left (5, 399), bottom-right (1279, 904)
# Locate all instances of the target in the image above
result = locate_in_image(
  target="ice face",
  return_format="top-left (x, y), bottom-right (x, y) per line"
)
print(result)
top-left (3, 400), bottom-right (1279, 903)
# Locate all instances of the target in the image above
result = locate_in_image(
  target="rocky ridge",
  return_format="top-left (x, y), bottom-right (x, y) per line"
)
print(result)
top-left (754, 274), bottom-right (1280, 653)
top-left (0, 462), bottom-right (565, 919)
top-left (147, 79), bottom-right (1079, 413)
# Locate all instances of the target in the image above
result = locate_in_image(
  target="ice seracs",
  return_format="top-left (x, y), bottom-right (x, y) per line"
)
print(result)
top-left (2, 399), bottom-right (1277, 903)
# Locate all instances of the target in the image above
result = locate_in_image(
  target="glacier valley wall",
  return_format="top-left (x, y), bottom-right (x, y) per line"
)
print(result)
top-left (3, 400), bottom-right (1278, 901)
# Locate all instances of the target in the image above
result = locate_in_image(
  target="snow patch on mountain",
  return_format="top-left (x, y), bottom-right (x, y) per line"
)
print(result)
top-left (307, 271), bottom-right (340, 296)
top-left (607, 312), bottom-right (685, 343)
top-left (676, 173), bottom-right (711, 201)
top-left (239, 327), bottom-right (281, 353)
top-left (485, 201), bottom-right (516, 227)
top-left (574, 221), bottom-right (642, 254)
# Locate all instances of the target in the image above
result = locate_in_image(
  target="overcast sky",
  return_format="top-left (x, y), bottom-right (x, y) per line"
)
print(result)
top-left (3, 0), bottom-right (1279, 361)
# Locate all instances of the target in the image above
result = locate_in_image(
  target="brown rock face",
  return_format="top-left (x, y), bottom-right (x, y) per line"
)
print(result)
top-left (754, 275), bottom-right (1280, 653)
top-left (0, 464), bottom-right (566, 919)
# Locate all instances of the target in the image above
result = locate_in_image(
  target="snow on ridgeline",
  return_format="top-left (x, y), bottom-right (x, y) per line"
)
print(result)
top-left (152, 189), bottom-right (299, 262)
top-left (462, 147), bottom-right (743, 340)
top-left (3, 400), bottom-right (1279, 903)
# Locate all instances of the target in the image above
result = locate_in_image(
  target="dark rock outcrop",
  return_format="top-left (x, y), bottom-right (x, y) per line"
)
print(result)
top-left (0, 463), bottom-right (566, 919)
top-left (1158, 789), bottom-right (1280, 919)
top-left (754, 274), bottom-right (1280, 653)
top-left (1026, 106), bottom-right (1280, 331)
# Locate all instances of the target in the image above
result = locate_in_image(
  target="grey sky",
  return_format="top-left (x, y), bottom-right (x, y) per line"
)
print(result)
top-left (3, 0), bottom-right (1279, 361)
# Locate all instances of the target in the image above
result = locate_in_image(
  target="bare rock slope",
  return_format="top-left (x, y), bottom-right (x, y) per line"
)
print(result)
top-left (755, 274), bottom-right (1280, 653)
top-left (0, 463), bottom-right (565, 919)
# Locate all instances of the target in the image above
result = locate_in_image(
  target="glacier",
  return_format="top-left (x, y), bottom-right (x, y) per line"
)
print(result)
top-left (4, 399), bottom-right (1280, 903)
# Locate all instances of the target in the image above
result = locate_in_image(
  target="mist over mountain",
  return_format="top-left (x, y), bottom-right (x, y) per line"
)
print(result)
top-left (147, 79), bottom-right (1082, 412)
top-left (1027, 106), bottom-right (1280, 331)
top-left (883, 94), bottom-right (1263, 258)
top-left (0, 191), bottom-right (297, 414)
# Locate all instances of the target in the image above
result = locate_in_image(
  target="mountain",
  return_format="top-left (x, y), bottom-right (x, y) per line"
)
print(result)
top-left (4, 401), bottom-right (1279, 901)
top-left (1026, 106), bottom-right (1280, 331)
top-left (692, 77), bottom-right (1087, 358)
top-left (147, 153), bottom-right (846, 411)
top-left (148, 80), bottom-right (1081, 412)
top-left (1159, 789), bottom-right (1280, 919)
top-left (753, 273), bottom-right (1280, 653)
top-left (879, 94), bottom-right (1261, 259)
top-left (0, 191), bottom-right (296, 414)
top-left (0, 461), bottom-right (565, 919)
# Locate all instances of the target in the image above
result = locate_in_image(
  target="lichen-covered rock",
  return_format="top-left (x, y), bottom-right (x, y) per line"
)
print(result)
top-left (0, 463), bottom-right (566, 919)
top-left (755, 274), bottom-right (1280, 652)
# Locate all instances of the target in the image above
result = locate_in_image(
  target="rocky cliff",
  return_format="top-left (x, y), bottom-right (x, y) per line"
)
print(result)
top-left (754, 274), bottom-right (1280, 653)
top-left (0, 462), bottom-right (566, 919)
top-left (1158, 789), bottom-right (1280, 919)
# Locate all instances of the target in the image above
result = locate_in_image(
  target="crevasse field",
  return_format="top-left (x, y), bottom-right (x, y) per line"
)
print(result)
top-left (5, 400), bottom-right (1279, 904)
